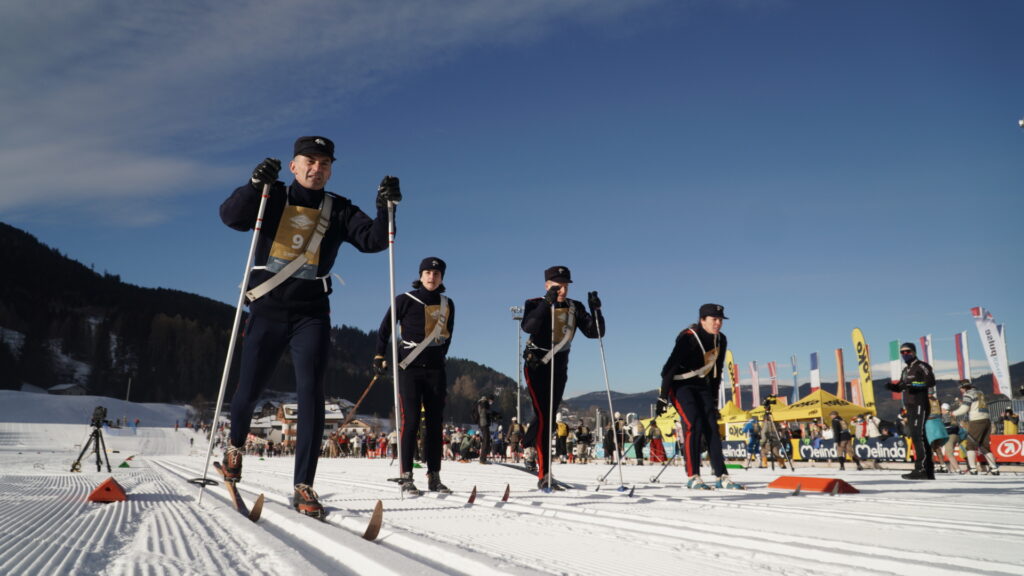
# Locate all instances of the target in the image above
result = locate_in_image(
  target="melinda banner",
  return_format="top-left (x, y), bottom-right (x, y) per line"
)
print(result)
top-left (721, 435), bottom-right (1024, 463)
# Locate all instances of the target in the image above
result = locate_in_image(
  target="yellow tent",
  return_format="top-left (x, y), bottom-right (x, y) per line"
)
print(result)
top-left (746, 388), bottom-right (867, 424)
top-left (639, 400), bottom-right (751, 441)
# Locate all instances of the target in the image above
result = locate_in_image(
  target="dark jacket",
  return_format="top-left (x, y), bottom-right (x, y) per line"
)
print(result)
top-left (521, 297), bottom-right (604, 354)
top-left (896, 359), bottom-right (936, 407)
top-left (220, 180), bottom-right (389, 320)
top-left (376, 286), bottom-right (455, 369)
top-left (660, 324), bottom-right (728, 395)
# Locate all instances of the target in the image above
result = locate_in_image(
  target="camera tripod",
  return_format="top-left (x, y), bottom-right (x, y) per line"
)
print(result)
top-left (71, 425), bottom-right (112, 473)
top-left (760, 408), bottom-right (795, 471)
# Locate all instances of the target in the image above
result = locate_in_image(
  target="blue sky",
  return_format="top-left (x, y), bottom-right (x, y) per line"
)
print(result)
top-left (2, 1), bottom-right (1022, 399)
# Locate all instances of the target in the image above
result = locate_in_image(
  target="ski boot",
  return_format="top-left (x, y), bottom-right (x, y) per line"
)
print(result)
top-left (686, 475), bottom-right (711, 490)
top-left (715, 475), bottom-right (745, 490)
top-left (293, 483), bottom-right (326, 518)
top-left (901, 468), bottom-right (931, 480)
top-left (538, 475), bottom-right (565, 492)
top-left (222, 445), bottom-right (243, 482)
top-left (427, 471), bottom-right (452, 494)
top-left (399, 471), bottom-right (422, 496)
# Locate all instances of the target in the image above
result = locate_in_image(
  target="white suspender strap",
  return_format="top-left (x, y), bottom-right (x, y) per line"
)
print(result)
top-left (399, 295), bottom-right (449, 369)
top-left (245, 195), bottom-right (333, 302)
top-left (672, 328), bottom-right (719, 381)
top-left (541, 304), bottom-right (577, 364)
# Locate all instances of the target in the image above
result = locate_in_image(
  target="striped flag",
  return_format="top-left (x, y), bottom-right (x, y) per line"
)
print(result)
top-left (919, 334), bottom-right (933, 365)
top-left (954, 331), bottom-right (972, 382)
top-left (768, 361), bottom-right (778, 396)
top-left (809, 352), bottom-right (821, 391)
top-left (835, 348), bottom-right (846, 400)
top-left (850, 378), bottom-right (863, 406)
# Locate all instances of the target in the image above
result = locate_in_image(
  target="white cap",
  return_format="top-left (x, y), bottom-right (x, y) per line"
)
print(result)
top-left (941, 403), bottom-right (950, 410)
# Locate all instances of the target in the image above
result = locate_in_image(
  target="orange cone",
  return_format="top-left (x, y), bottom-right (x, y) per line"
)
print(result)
top-left (767, 476), bottom-right (858, 494)
top-left (88, 477), bottom-right (128, 502)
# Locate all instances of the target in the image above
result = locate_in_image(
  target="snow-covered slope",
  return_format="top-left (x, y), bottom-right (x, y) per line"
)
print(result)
top-left (1, 391), bottom-right (1021, 575)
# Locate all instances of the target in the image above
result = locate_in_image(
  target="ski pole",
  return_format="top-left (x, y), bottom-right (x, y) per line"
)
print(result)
top-left (337, 375), bottom-right (380, 432)
top-left (592, 299), bottom-right (625, 490)
top-left (197, 183), bottom-right (271, 503)
top-left (547, 303), bottom-right (556, 492)
top-left (650, 452), bottom-right (679, 483)
top-left (386, 198), bottom-right (403, 496)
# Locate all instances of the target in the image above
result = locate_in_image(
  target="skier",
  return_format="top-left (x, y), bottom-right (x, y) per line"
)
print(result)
top-left (656, 303), bottom-right (741, 490)
top-left (952, 382), bottom-right (1000, 475)
top-left (886, 342), bottom-right (936, 480)
top-left (506, 417), bottom-right (525, 463)
top-left (924, 395), bottom-right (949, 473)
top-left (374, 257), bottom-right (455, 494)
top-left (219, 136), bottom-right (399, 517)
top-left (741, 417), bottom-right (762, 468)
top-left (520, 266), bottom-right (605, 490)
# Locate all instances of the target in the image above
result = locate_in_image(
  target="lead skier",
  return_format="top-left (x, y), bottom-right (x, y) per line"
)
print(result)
top-left (219, 136), bottom-right (400, 517)
top-left (657, 303), bottom-right (742, 489)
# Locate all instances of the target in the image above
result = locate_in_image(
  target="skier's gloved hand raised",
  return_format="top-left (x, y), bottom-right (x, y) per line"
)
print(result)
top-left (885, 382), bottom-right (903, 393)
top-left (376, 176), bottom-right (402, 210)
top-left (587, 291), bottom-right (601, 313)
top-left (543, 285), bottom-right (561, 305)
top-left (372, 355), bottom-right (388, 376)
top-left (655, 397), bottom-right (670, 416)
top-left (251, 158), bottom-right (281, 188)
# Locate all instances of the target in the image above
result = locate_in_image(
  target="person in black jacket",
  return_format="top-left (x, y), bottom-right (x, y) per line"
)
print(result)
top-left (886, 342), bottom-right (936, 480)
top-left (521, 266), bottom-right (604, 490)
top-left (830, 411), bottom-right (862, 471)
top-left (476, 394), bottom-right (500, 464)
top-left (375, 257), bottom-right (455, 494)
top-left (657, 303), bottom-right (741, 490)
top-left (219, 136), bottom-right (399, 517)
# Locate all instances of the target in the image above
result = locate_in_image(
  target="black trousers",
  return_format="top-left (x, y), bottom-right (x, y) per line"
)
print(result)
top-left (906, 402), bottom-right (933, 474)
top-left (669, 383), bottom-right (726, 478)
top-left (231, 314), bottom-right (330, 486)
top-left (524, 354), bottom-right (569, 479)
top-left (397, 366), bottom-right (447, 475)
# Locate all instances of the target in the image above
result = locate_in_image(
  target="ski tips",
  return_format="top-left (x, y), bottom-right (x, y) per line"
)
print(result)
top-left (791, 484), bottom-right (802, 496)
top-left (361, 500), bottom-right (384, 541)
top-left (502, 484), bottom-right (510, 502)
top-left (467, 486), bottom-right (477, 505)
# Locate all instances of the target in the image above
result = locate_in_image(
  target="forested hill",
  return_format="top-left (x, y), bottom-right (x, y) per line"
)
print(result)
top-left (0, 221), bottom-right (515, 422)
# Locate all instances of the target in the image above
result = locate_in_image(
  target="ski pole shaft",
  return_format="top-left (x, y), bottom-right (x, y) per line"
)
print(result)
top-left (337, 375), bottom-right (380, 432)
top-left (386, 200), bottom-right (403, 494)
top-left (594, 311), bottom-right (625, 487)
top-left (199, 182), bottom-right (271, 504)
top-left (547, 304), bottom-right (555, 491)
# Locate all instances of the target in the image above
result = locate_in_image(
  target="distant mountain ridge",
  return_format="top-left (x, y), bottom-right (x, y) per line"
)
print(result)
top-left (0, 221), bottom-right (514, 423)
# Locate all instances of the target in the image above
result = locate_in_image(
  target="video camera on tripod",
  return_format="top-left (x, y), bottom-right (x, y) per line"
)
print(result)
top-left (762, 394), bottom-right (778, 412)
top-left (91, 405), bottom-right (108, 428)
top-left (71, 405), bottom-right (112, 473)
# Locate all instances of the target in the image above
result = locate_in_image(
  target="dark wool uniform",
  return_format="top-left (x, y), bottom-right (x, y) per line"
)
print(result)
top-left (521, 297), bottom-right (603, 480)
top-left (221, 178), bottom-right (389, 487)
top-left (660, 324), bottom-right (727, 478)
top-left (895, 357), bottom-right (936, 475)
top-left (377, 285), bottom-right (454, 476)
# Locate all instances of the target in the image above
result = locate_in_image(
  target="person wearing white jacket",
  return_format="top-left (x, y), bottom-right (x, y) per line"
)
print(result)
top-left (951, 382), bottom-right (1000, 475)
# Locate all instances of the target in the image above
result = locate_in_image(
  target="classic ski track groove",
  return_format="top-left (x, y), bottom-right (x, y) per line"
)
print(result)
top-left (235, 463), bottom-right (1020, 576)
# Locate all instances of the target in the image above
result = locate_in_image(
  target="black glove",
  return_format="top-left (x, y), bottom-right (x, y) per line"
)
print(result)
top-left (251, 158), bottom-right (281, 188)
top-left (543, 285), bottom-right (560, 305)
top-left (655, 397), bottom-right (670, 416)
top-left (372, 355), bottom-right (388, 376)
top-left (376, 175), bottom-right (402, 210)
top-left (885, 382), bottom-right (903, 393)
top-left (587, 291), bottom-right (601, 313)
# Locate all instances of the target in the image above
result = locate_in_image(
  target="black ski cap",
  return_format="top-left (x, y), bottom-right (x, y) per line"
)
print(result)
top-left (419, 257), bottom-right (446, 276)
top-left (294, 136), bottom-right (336, 161)
top-left (544, 266), bottom-right (572, 284)
top-left (900, 342), bottom-right (916, 353)
top-left (699, 303), bottom-right (728, 319)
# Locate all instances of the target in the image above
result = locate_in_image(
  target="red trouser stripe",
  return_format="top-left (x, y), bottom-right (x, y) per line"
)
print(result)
top-left (670, 390), bottom-right (696, 477)
top-left (525, 370), bottom-right (547, 479)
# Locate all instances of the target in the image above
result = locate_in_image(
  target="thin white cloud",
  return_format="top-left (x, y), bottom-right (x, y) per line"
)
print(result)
top-left (0, 0), bottom-right (661, 221)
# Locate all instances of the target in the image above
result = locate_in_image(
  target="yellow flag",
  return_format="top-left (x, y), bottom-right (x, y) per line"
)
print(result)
top-left (852, 328), bottom-right (877, 414)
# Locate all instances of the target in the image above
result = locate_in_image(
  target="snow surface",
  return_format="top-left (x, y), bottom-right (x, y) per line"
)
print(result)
top-left (1, 390), bottom-right (1022, 576)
